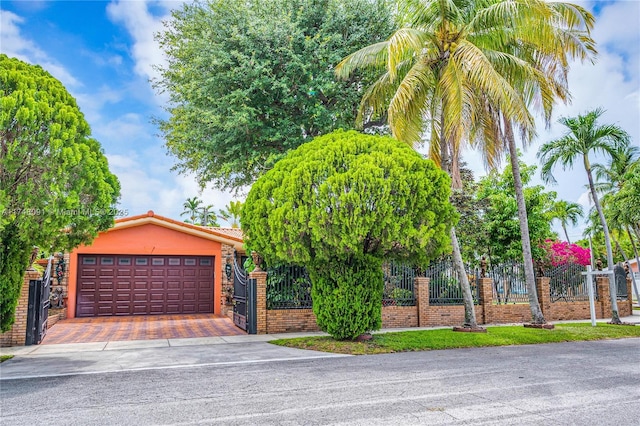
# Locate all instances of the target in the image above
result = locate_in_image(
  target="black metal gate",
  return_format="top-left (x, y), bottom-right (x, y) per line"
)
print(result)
top-left (26, 278), bottom-right (50, 345)
top-left (232, 255), bottom-right (257, 334)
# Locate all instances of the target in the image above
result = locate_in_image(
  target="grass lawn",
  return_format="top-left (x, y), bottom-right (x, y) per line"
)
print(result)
top-left (0, 355), bottom-right (14, 363)
top-left (270, 323), bottom-right (640, 355)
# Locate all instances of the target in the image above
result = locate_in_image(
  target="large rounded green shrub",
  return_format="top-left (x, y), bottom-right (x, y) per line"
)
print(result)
top-left (242, 130), bottom-right (456, 339)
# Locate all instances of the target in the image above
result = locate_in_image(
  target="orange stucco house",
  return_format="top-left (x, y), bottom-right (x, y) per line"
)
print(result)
top-left (66, 211), bottom-right (244, 319)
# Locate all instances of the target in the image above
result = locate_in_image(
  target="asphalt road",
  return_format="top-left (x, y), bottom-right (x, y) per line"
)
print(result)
top-left (2, 338), bottom-right (639, 425)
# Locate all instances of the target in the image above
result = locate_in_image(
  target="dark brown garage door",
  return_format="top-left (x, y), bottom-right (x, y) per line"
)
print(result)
top-left (76, 255), bottom-right (214, 317)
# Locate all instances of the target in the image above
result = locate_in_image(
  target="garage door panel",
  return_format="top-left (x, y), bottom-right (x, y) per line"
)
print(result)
top-left (166, 293), bottom-right (180, 301)
top-left (117, 268), bottom-right (133, 277)
top-left (150, 281), bottom-right (165, 290)
top-left (116, 292), bottom-right (131, 302)
top-left (97, 304), bottom-right (115, 316)
top-left (133, 290), bottom-right (149, 300)
top-left (77, 255), bottom-right (214, 317)
top-left (133, 281), bottom-right (148, 290)
top-left (115, 304), bottom-right (132, 315)
top-left (150, 292), bottom-right (164, 302)
top-left (133, 305), bottom-right (149, 315)
top-left (134, 269), bottom-right (149, 278)
top-left (98, 282), bottom-right (115, 291)
top-left (80, 268), bottom-right (97, 278)
top-left (182, 304), bottom-right (196, 313)
top-left (97, 267), bottom-right (115, 277)
top-left (165, 304), bottom-right (180, 314)
top-left (149, 304), bottom-right (165, 314)
top-left (80, 281), bottom-right (97, 291)
top-left (98, 292), bottom-right (115, 302)
top-left (198, 303), bottom-right (213, 312)
top-left (117, 281), bottom-right (133, 291)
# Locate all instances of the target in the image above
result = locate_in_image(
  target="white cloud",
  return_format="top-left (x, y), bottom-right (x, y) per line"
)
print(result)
top-left (107, 152), bottom-right (240, 223)
top-left (0, 9), bottom-right (80, 88)
top-left (106, 0), bottom-right (179, 105)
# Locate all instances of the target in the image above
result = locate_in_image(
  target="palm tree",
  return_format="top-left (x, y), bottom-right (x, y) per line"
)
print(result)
top-left (199, 204), bottom-right (220, 227)
top-left (181, 196), bottom-right (203, 224)
top-left (592, 142), bottom-right (640, 194)
top-left (550, 200), bottom-right (584, 243)
top-left (218, 200), bottom-right (243, 228)
top-left (595, 146), bottom-right (640, 306)
top-left (336, 0), bottom-right (594, 326)
top-left (538, 108), bottom-right (631, 323)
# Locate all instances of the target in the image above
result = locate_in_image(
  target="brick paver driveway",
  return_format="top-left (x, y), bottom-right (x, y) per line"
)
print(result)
top-left (41, 314), bottom-right (244, 344)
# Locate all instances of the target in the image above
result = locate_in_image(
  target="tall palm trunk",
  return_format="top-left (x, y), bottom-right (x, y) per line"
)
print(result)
top-left (584, 155), bottom-right (621, 323)
top-left (505, 121), bottom-right (545, 323)
top-left (451, 227), bottom-right (478, 327)
top-left (562, 225), bottom-right (571, 244)
top-left (440, 112), bottom-right (478, 328)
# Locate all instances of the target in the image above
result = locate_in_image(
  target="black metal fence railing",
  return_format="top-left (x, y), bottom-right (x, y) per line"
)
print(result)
top-left (422, 257), bottom-right (480, 305)
top-left (266, 264), bottom-right (313, 309)
top-left (547, 263), bottom-right (592, 302)
top-left (489, 261), bottom-right (529, 304)
top-left (382, 262), bottom-right (416, 306)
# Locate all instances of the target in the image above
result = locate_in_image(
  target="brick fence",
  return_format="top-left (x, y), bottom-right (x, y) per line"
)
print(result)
top-left (250, 271), bottom-right (633, 334)
top-left (0, 270), bottom-right (41, 347)
top-left (1, 255), bottom-right (69, 347)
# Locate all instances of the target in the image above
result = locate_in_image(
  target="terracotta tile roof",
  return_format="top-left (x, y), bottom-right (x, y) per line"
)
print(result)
top-left (113, 210), bottom-right (244, 243)
top-left (206, 227), bottom-right (244, 240)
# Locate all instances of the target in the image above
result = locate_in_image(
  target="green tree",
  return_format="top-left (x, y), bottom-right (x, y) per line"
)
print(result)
top-left (154, 0), bottom-right (394, 191)
top-left (0, 55), bottom-right (121, 331)
top-left (181, 196), bottom-right (202, 224)
top-left (336, 0), bottom-right (594, 325)
top-left (241, 130), bottom-right (456, 340)
top-left (538, 108), bottom-right (631, 323)
top-left (550, 200), bottom-right (584, 244)
top-left (450, 162), bottom-right (486, 262)
top-left (198, 204), bottom-right (220, 227)
top-left (476, 160), bottom-right (556, 263)
top-left (218, 201), bottom-right (243, 228)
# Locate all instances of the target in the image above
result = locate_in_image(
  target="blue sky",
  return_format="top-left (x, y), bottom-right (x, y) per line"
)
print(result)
top-left (1, 0), bottom-right (639, 239)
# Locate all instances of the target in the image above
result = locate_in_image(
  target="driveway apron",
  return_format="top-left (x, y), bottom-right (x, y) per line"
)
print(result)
top-left (41, 314), bottom-right (244, 344)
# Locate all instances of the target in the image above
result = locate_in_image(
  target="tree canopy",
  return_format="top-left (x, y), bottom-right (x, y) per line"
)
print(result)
top-left (154, 0), bottom-right (394, 192)
top-left (241, 130), bottom-right (456, 339)
top-left (242, 130), bottom-right (456, 266)
top-left (0, 55), bottom-right (121, 331)
top-left (476, 160), bottom-right (556, 263)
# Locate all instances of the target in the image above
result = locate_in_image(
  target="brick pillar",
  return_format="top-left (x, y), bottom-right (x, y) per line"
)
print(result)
top-left (623, 278), bottom-right (633, 317)
top-left (0, 270), bottom-right (41, 347)
top-left (250, 270), bottom-right (268, 334)
top-left (596, 276), bottom-right (611, 319)
top-left (535, 277), bottom-right (551, 317)
top-left (220, 245), bottom-right (235, 318)
top-left (414, 276), bottom-right (429, 327)
top-left (478, 278), bottom-right (493, 325)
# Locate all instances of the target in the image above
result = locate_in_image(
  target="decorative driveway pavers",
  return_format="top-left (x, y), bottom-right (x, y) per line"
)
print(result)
top-left (41, 314), bottom-right (244, 344)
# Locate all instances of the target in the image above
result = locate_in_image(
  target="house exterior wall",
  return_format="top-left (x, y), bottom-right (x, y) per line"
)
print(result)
top-left (67, 223), bottom-right (223, 318)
